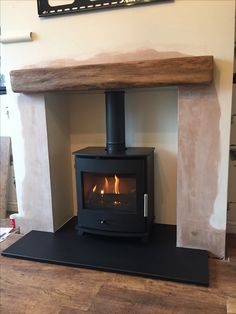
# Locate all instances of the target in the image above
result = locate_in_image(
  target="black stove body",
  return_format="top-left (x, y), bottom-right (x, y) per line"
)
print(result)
top-left (74, 91), bottom-right (155, 239)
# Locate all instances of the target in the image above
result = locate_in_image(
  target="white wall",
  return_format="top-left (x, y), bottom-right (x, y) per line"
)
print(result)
top-left (0, 1), bottom-right (235, 234)
top-left (1, 1), bottom-right (234, 66)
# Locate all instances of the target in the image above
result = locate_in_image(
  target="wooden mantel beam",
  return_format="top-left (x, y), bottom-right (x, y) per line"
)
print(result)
top-left (10, 56), bottom-right (213, 93)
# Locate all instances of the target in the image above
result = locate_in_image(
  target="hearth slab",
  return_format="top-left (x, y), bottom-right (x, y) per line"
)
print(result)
top-left (2, 218), bottom-right (208, 286)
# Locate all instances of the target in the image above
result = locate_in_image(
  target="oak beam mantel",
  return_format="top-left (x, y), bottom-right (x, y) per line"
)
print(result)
top-left (10, 56), bottom-right (213, 93)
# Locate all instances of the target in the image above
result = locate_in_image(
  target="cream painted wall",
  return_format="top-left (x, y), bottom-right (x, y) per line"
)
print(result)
top-left (0, 1), bottom-right (235, 232)
top-left (0, 1), bottom-right (234, 66)
top-left (45, 94), bottom-right (74, 230)
top-left (69, 88), bottom-right (177, 224)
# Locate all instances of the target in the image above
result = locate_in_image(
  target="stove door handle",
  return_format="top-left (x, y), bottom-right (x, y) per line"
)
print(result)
top-left (144, 194), bottom-right (148, 218)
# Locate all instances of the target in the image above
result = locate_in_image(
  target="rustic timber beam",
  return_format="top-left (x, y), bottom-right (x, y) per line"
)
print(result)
top-left (10, 56), bottom-right (213, 93)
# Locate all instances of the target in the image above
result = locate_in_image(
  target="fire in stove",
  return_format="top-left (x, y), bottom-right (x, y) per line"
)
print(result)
top-left (83, 173), bottom-right (136, 211)
top-left (92, 175), bottom-right (121, 206)
top-left (92, 175), bottom-right (120, 195)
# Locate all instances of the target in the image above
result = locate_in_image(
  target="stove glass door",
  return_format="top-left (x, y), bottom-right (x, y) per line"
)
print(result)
top-left (83, 172), bottom-right (136, 212)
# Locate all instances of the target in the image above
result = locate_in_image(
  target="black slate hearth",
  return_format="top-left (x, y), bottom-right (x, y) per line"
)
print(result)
top-left (2, 217), bottom-right (208, 286)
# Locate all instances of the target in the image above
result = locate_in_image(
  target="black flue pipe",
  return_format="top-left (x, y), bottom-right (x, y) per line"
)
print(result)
top-left (105, 91), bottom-right (126, 154)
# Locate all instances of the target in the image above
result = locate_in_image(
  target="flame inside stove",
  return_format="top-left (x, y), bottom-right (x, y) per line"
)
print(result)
top-left (85, 172), bottom-right (136, 210)
top-left (114, 175), bottom-right (120, 194)
top-left (92, 185), bottom-right (97, 192)
top-left (92, 175), bottom-right (120, 195)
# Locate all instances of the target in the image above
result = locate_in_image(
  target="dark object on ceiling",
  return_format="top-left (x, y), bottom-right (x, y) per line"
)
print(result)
top-left (37, 0), bottom-right (172, 17)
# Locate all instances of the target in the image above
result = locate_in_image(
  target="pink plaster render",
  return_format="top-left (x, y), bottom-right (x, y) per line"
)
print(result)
top-left (177, 84), bottom-right (225, 258)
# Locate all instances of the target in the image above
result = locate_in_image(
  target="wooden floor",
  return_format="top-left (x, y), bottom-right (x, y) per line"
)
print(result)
top-left (0, 234), bottom-right (235, 314)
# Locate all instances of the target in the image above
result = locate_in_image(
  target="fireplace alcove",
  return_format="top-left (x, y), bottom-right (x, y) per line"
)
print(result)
top-left (74, 90), bottom-right (155, 240)
top-left (2, 55), bottom-right (214, 285)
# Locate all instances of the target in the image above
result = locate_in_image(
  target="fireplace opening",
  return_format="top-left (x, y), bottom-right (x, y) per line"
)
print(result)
top-left (74, 91), bottom-right (155, 240)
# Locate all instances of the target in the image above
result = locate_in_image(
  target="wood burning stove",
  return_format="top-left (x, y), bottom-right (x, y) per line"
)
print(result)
top-left (74, 91), bottom-right (154, 240)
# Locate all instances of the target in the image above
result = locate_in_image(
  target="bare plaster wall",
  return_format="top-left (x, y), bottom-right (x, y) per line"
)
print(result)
top-left (10, 94), bottom-right (54, 233)
top-left (177, 84), bottom-right (225, 258)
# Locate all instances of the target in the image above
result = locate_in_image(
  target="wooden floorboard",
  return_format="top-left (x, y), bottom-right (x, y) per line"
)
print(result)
top-left (0, 233), bottom-right (235, 314)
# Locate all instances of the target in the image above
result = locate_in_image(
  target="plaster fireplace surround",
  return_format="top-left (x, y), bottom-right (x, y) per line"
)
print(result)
top-left (8, 50), bottom-right (225, 258)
